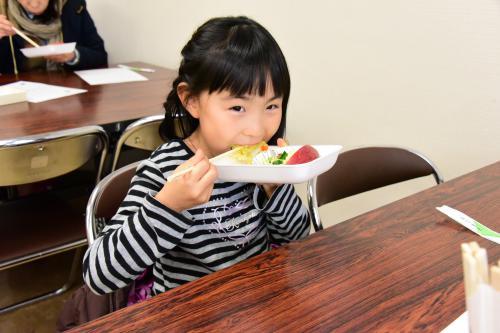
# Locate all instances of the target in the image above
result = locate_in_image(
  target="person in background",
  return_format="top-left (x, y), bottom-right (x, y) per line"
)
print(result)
top-left (0, 0), bottom-right (107, 74)
top-left (83, 16), bottom-right (310, 297)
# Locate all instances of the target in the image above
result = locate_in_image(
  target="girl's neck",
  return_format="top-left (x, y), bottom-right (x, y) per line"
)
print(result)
top-left (185, 132), bottom-right (215, 159)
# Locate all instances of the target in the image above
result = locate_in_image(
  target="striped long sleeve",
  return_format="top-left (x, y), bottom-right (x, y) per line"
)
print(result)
top-left (83, 155), bottom-right (193, 295)
top-left (83, 140), bottom-right (310, 296)
top-left (254, 184), bottom-right (310, 245)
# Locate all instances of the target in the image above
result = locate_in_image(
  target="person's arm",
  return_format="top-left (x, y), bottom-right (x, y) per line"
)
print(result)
top-left (82, 159), bottom-right (193, 295)
top-left (253, 184), bottom-right (310, 245)
top-left (61, 0), bottom-right (107, 70)
top-left (83, 146), bottom-right (217, 295)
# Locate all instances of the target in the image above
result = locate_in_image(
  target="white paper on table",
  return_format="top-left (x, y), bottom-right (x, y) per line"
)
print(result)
top-left (441, 312), bottom-right (468, 333)
top-left (20, 42), bottom-right (76, 58)
top-left (74, 68), bottom-right (148, 85)
top-left (1, 81), bottom-right (86, 103)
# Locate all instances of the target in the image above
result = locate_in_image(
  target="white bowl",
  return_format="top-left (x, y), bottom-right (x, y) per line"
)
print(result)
top-left (213, 145), bottom-right (342, 184)
top-left (20, 42), bottom-right (76, 58)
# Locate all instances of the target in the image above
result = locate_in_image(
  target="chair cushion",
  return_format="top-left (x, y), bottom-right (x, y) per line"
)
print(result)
top-left (0, 186), bottom-right (90, 266)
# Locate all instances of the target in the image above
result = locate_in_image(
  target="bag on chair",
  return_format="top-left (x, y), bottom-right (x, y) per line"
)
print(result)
top-left (55, 282), bottom-right (131, 332)
top-left (56, 266), bottom-right (153, 331)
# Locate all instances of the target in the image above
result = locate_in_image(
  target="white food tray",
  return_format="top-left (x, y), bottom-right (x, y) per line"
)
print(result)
top-left (213, 145), bottom-right (342, 184)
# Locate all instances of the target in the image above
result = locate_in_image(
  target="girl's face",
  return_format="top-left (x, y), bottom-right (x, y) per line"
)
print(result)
top-left (17, 0), bottom-right (50, 15)
top-left (185, 83), bottom-right (283, 158)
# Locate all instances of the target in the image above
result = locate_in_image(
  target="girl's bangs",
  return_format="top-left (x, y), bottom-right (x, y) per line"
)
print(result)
top-left (203, 46), bottom-right (288, 99)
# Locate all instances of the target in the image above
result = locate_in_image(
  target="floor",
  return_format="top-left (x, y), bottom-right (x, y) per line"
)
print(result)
top-left (0, 251), bottom-right (83, 333)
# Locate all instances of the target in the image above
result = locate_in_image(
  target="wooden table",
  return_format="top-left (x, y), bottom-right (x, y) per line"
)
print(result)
top-left (70, 161), bottom-right (500, 332)
top-left (0, 62), bottom-right (176, 140)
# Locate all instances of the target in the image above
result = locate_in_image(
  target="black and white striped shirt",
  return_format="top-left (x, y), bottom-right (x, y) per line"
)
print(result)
top-left (83, 140), bottom-right (310, 296)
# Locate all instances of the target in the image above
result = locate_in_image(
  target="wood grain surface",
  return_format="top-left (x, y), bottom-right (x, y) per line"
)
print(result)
top-left (0, 62), bottom-right (176, 140)
top-left (69, 161), bottom-right (500, 332)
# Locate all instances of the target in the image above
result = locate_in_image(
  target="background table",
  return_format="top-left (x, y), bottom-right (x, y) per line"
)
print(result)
top-left (0, 62), bottom-right (176, 140)
top-left (70, 161), bottom-right (500, 332)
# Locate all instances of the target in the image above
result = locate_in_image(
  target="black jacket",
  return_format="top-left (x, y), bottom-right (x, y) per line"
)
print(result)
top-left (0, 0), bottom-right (107, 74)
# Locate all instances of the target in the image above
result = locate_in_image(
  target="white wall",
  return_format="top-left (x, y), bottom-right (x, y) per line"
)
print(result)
top-left (87, 0), bottom-right (500, 227)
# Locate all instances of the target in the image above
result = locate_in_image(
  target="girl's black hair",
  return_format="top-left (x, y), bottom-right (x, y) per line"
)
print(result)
top-left (160, 16), bottom-right (290, 145)
top-left (32, 0), bottom-right (59, 24)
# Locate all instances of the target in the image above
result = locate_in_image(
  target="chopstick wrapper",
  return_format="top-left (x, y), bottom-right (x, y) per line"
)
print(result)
top-left (437, 205), bottom-right (500, 244)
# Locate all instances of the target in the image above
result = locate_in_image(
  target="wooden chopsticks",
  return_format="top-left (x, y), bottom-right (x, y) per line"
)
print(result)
top-left (13, 27), bottom-right (40, 48)
top-left (461, 241), bottom-right (500, 297)
top-left (166, 146), bottom-right (244, 182)
top-left (492, 263), bottom-right (500, 292)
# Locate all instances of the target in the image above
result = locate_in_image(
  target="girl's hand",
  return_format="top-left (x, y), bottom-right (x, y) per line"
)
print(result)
top-left (276, 138), bottom-right (287, 147)
top-left (261, 138), bottom-right (288, 197)
top-left (155, 149), bottom-right (218, 213)
top-left (0, 15), bottom-right (15, 39)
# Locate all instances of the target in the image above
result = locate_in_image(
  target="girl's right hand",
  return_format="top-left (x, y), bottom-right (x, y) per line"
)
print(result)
top-left (155, 149), bottom-right (218, 213)
top-left (0, 15), bottom-right (15, 39)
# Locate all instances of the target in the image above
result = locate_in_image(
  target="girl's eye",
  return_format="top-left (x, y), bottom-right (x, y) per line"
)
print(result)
top-left (267, 104), bottom-right (279, 111)
top-left (230, 106), bottom-right (244, 112)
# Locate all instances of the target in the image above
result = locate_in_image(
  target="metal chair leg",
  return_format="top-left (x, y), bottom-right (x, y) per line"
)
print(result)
top-left (307, 177), bottom-right (323, 232)
top-left (0, 247), bottom-right (83, 315)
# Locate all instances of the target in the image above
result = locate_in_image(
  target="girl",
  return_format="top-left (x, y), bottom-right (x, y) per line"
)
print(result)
top-left (83, 16), bottom-right (310, 297)
top-left (0, 0), bottom-right (107, 74)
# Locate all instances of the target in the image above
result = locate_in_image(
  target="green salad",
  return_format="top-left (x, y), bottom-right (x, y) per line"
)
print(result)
top-left (268, 151), bottom-right (288, 165)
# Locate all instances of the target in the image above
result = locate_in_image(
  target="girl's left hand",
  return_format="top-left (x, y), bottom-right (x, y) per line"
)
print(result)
top-left (260, 138), bottom-right (288, 198)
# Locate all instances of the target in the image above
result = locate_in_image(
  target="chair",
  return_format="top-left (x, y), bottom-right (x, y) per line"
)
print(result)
top-left (86, 161), bottom-right (141, 245)
top-left (110, 115), bottom-right (165, 172)
top-left (307, 146), bottom-right (444, 232)
top-left (54, 162), bottom-right (143, 330)
top-left (0, 126), bottom-right (108, 314)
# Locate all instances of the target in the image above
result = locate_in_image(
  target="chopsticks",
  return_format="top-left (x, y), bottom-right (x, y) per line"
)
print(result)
top-left (117, 64), bottom-right (156, 73)
top-left (12, 27), bottom-right (40, 48)
top-left (492, 263), bottom-right (500, 292)
top-left (166, 146), bottom-right (244, 182)
top-left (461, 241), bottom-right (500, 297)
top-left (460, 243), bottom-right (500, 333)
